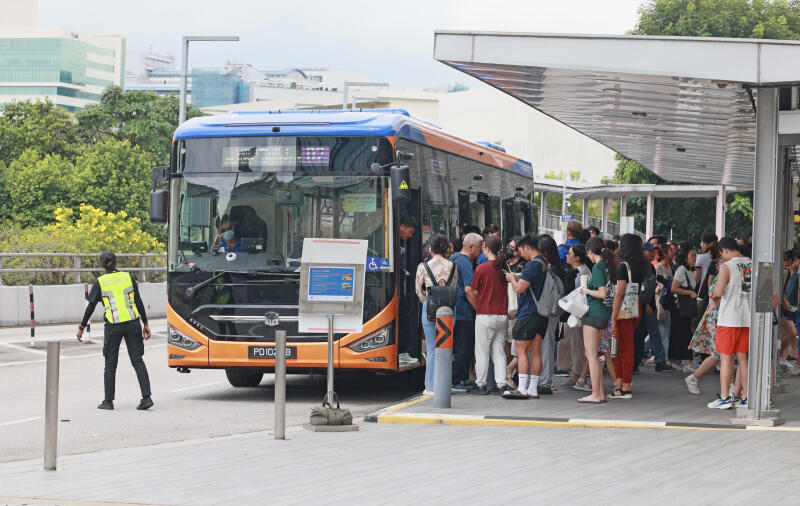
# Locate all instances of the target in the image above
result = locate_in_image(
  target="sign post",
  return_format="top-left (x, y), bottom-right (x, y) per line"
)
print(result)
top-left (299, 238), bottom-right (367, 431)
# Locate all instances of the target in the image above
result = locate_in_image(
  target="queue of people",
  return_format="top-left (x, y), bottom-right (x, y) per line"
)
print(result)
top-left (414, 221), bottom-right (760, 409)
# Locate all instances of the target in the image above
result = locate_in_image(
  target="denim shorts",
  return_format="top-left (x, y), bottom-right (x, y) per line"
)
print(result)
top-left (581, 314), bottom-right (609, 330)
top-left (513, 314), bottom-right (548, 341)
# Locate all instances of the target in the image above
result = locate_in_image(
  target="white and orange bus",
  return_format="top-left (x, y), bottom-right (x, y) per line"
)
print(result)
top-left (154, 109), bottom-right (534, 387)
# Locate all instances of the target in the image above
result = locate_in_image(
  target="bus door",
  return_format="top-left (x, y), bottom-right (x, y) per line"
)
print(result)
top-left (397, 188), bottom-right (423, 365)
top-left (457, 190), bottom-right (470, 235)
top-left (477, 192), bottom-right (490, 230)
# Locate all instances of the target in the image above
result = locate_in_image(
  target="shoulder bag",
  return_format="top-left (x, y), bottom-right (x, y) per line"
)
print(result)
top-left (676, 266), bottom-right (698, 318)
top-left (617, 261), bottom-right (640, 320)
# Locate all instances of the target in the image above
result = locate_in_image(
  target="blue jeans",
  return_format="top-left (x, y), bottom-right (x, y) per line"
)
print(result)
top-left (422, 300), bottom-right (437, 391)
top-left (643, 313), bottom-right (666, 363)
top-left (658, 311), bottom-right (671, 358)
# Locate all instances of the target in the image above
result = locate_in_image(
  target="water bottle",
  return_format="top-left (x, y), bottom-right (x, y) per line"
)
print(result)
top-left (610, 336), bottom-right (618, 358)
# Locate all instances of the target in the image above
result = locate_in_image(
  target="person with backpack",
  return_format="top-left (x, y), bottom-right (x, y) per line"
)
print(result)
top-left (608, 234), bottom-right (646, 399)
top-left (578, 236), bottom-right (616, 403)
top-left (414, 234), bottom-right (457, 395)
top-left (536, 235), bottom-right (566, 395)
top-left (636, 242), bottom-right (672, 372)
top-left (655, 244), bottom-right (674, 357)
top-left (469, 235), bottom-right (508, 395)
top-left (450, 232), bottom-right (483, 390)
top-left (503, 234), bottom-right (549, 399)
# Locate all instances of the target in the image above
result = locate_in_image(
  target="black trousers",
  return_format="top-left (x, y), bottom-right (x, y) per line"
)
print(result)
top-left (103, 319), bottom-right (151, 401)
top-left (452, 319), bottom-right (475, 384)
top-left (668, 309), bottom-right (694, 361)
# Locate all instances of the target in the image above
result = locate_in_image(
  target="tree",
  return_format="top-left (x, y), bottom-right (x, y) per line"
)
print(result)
top-left (3, 149), bottom-right (75, 227)
top-left (77, 86), bottom-right (204, 165)
top-left (0, 99), bottom-right (80, 163)
top-left (633, 0), bottom-right (800, 39)
top-left (71, 140), bottom-right (153, 225)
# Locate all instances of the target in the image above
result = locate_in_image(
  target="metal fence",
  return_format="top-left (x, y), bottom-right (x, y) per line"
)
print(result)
top-left (0, 253), bottom-right (167, 286)
top-left (540, 213), bottom-right (646, 240)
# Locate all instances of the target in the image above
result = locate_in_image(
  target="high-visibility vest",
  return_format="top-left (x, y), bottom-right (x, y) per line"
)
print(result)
top-left (98, 271), bottom-right (140, 324)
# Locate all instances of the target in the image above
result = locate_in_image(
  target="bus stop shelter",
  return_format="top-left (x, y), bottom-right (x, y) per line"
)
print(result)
top-left (434, 31), bottom-right (800, 425)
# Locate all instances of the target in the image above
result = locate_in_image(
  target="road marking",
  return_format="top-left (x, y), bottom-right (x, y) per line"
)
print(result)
top-left (0, 416), bottom-right (44, 427)
top-left (0, 342), bottom-right (47, 356)
top-left (0, 344), bottom-right (167, 368)
top-left (170, 381), bottom-right (222, 393)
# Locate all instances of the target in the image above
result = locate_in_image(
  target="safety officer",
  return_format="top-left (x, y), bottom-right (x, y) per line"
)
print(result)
top-left (77, 251), bottom-right (153, 410)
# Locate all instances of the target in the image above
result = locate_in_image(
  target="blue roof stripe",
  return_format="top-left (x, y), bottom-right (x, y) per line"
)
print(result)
top-left (174, 109), bottom-right (532, 177)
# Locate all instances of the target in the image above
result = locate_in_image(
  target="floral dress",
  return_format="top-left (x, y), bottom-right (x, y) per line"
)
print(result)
top-left (689, 275), bottom-right (719, 360)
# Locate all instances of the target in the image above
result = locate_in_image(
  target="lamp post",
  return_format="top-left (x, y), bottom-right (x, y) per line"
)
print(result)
top-left (179, 35), bottom-right (239, 124)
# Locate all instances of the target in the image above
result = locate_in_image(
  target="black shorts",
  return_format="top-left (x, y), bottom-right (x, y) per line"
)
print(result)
top-left (581, 314), bottom-right (609, 330)
top-left (513, 314), bottom-right (548, 341)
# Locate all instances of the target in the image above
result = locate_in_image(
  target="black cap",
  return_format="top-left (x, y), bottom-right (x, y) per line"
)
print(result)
top-left (100, 251), bottom-right (116, 265)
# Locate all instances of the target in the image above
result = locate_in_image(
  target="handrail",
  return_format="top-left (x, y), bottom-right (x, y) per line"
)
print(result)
top-left (0, 252), bottom-right (166, 285)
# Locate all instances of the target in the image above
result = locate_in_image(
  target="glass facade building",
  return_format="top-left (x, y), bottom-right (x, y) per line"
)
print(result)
top-left (0, 31), bottom-right (125, 110)
top-left (192, 67), bottom-right (252, 108)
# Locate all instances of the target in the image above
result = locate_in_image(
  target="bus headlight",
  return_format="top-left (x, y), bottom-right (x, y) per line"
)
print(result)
top-left (168, 326), bottom-right (203, 351)
top-left (347, 325), bottom-right (394, 353)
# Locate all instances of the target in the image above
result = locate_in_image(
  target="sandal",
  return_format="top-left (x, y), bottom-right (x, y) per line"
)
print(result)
top-left (502, 389), bottom-right (528, 400)
top-left (609, 388), bottom-right (632, 399)
top-left (505, 374), bottom-right (517, 390)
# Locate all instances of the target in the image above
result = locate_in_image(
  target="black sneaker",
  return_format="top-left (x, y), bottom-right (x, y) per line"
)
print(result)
top-left (97, 400), bottom-right (114, 410)
top-left (488, 385), bottom-right (506, 395)
top-left (655, 362), bottom-right (673, 372)
top-left (467, 385), bottom-right (490, 395)
top-left (554, 369), bottom-right (570, 377)
top-left (537, 385), bottom-right (553, 395)
top-left (137, 397), bottom-right (154, 410)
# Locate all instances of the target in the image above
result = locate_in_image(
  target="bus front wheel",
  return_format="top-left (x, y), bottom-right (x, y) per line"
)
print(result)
top-left (225, 368), bottom-right (264, 387)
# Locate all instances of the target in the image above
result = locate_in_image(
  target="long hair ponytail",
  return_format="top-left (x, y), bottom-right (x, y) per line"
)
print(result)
top-left (586, 236), bottom-right (616, 283)
top-left (483, 235), bottom-right (506, 280)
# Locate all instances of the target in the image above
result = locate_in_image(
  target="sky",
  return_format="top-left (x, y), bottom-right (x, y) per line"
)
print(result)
top-left (37, 0), bottom-right (645, 90)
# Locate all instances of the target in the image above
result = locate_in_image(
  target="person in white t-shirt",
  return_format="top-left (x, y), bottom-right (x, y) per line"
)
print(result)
top-left (694, 233), bottom-right (719, 288)
top-left (707, 237), bottom-right (752, 410)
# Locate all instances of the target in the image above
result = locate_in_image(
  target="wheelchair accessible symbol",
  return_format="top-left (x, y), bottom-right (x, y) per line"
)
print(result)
top-left (366, 257), bottom-right (381, 272)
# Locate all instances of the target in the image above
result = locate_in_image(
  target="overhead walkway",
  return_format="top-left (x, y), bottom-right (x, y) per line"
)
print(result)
top-left (434, 31), bottom-right (800, 425)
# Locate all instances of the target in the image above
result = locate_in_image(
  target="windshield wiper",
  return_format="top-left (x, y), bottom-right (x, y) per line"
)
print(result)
top-left (184, 270), bottom-right (298, 297)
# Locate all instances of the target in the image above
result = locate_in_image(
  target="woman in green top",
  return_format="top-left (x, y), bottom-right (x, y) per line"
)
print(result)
top-left (577, 236), bottom-right (616, 403)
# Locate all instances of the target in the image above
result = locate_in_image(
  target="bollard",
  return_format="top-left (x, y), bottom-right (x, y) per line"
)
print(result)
top-left (82, 283), bottom-right (93, 344)
top-left (29, 285), bottom-right (35, 348)
top-left (274, 329), bottom-right (287, 440)
top-left (433, 306), bottom-right (454, 409)
top-left (44, 341), bottom-right (60, 470)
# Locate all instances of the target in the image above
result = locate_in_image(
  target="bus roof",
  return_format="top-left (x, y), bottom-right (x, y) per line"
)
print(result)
top-left (174, 109), bottom-right (533, 178)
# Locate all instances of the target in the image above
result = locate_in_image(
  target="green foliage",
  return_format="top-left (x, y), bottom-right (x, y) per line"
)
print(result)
top-left (633, 0), bottom-right (800, 39)
top-left (0, 99), bottom-right (80, 163)
top-left (71, 140), bottom-right (153, 225)
top-left (4, 149), bottom-right (74, 227)
top-left (77, 86), bottom-right (203, 165)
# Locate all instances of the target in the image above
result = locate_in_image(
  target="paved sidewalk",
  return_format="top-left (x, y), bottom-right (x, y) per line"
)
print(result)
top-left (369, 363), bottom-right (800, 430)
top-left (2, 420), bottom-right (800, 505)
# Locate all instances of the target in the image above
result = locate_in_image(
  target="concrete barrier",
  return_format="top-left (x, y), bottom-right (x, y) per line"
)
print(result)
top-left (0, 283), bottom-right (166, 327)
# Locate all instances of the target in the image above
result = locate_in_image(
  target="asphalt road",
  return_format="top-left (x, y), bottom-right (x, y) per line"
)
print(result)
top-left (0, 319), bottom-right (412, 463)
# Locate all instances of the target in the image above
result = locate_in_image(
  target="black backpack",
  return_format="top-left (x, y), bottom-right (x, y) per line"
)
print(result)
top-left (422, 260), bottom-right (457, 322)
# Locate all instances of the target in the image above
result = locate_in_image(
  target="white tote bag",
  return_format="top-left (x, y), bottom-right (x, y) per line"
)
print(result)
top-left (618, 261), bottom-right (640, 320)
top-left (507, 280), bottom-right (518, 317)
top-left (558, 287), bottom-right (589, 318)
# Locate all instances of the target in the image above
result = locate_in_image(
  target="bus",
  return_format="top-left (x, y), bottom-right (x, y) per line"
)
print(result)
top-left (152, 109), bottom-right (534, 388)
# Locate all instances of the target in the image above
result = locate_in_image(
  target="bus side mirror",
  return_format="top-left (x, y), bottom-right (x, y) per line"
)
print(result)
top-left (150, 190), bottom-right (169, 224)
top-left (390, 165), bottom-right (410, 204)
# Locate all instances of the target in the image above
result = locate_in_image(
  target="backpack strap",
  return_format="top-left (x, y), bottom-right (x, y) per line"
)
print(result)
top-left (422, 261), bottom-right (438, 287)
top-left (528, 258), bottom-right (548, 303)
top-left (444, 261), bottom-right (456, 286)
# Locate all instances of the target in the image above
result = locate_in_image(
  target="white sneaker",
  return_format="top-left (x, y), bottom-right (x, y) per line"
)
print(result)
top-left (707, 395), bottom-right (733, 409)
top-left (684, 374), bottom-right (700, 395)
top-left (399, 353), bottom-right (419, 364)
top-left (422, 389), bottom-right (434, 396)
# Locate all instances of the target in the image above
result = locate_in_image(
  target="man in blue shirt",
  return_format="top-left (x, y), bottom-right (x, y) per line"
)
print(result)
top-left (450, 232), bottom-right (484, 389)
top-left (557, 221), bottom-right (583, 268)
top-left (476, 224), bottom-right (500, 265)
top-left (504, 234), bottom-right (548, 398)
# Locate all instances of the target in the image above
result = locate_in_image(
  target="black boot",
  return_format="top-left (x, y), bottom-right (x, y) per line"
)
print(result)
top-left (97, 400), bottom-right (114, 410)
top-left (137, 396), bottom-right (154, 410)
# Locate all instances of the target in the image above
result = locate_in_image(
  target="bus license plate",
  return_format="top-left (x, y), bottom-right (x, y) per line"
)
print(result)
top-left (248, 346), bottom-right (297, 359)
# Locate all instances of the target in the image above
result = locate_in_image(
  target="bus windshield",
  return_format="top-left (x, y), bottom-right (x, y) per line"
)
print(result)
top-left (175, 173), bottom-right (390, 272)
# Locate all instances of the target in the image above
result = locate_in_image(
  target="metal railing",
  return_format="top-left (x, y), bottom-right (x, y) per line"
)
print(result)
top-left (540, 213), bottom-right (645, 240)
top-left (0, 253), bottom-right (166, 285)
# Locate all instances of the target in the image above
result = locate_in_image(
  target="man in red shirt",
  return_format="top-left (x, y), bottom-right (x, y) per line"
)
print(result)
top-left (469, 235), bottom-right (509, 395)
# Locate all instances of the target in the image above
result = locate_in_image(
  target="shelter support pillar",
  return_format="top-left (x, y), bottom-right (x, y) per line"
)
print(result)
top-left (715, 185), bottom-right (726, 238)
top-left (601, 198), bottom-right (608, 238)
top-left (736, 86), bottom-right (784, 426)
top-left (620, 197), bottom-right (627, 218)
top-left (581, 198), bottom-right (589, 227)
top-left (645, 193), bottom-right (654, 240)
top-left (538, 192), bottom-right (547, 231)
